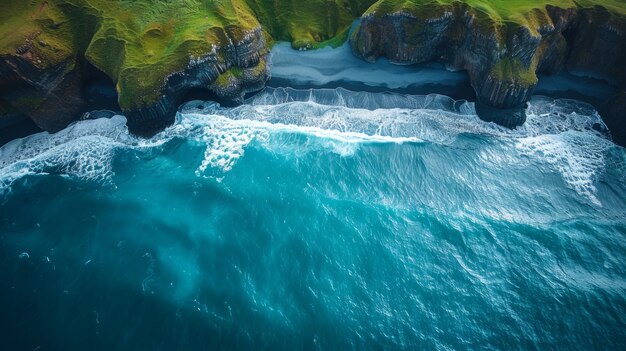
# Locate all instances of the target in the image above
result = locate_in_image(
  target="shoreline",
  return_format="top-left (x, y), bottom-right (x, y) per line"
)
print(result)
top-left (1, 28), bottom-right (622, 147)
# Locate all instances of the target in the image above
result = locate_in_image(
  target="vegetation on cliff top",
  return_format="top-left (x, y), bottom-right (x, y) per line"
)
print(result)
top-left (365, 0), bottom-right (626, 20)
top-left (360, 0), bottom-right (625, 92)
top-left (363, 0), bottom-right (625, 46)
top-left (246, 0), bottom-right (374, 48)
top-left (1, 0), bottom-right (625, 117)
top-left (0, 0), bottom-right (373, 111)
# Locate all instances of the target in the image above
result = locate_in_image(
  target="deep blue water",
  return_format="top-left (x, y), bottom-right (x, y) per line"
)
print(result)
top-left (1, 89), bottom-right (625, 350)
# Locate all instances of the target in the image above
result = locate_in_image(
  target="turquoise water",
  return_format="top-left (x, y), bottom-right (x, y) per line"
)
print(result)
top-left (1, 89), bottom-right (625, 350)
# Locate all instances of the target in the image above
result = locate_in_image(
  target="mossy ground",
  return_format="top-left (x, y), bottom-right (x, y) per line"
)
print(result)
top-left (365, 0), bottom-right (626, 21)
top-left (362, 0), bottom-right (624, 88)
top-left (1, 0), bottom-right (624, 114)
top-left (1, 0), bottom-right (375, 110)
top-left (246, 0), bottom-right (374, 48)
top-left (0, 1), bottom-right (78, 69)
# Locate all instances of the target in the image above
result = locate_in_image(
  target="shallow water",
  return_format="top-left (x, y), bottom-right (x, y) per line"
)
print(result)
top-left (1, 88), bottom-right (625, 350)
top-left (269, 41), bottom-right (468, 90)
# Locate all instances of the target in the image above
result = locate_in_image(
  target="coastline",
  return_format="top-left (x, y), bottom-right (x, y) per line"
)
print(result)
top-left (2, 40), bottom-right (622, 148)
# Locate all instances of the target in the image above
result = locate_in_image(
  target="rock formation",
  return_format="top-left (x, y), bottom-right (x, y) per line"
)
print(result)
top-left (350, 2), bottom-right (626, 110)
top-left (1, 0), bottom-right (624, 140)
top-left (0, 0), bottom-right (367, 135)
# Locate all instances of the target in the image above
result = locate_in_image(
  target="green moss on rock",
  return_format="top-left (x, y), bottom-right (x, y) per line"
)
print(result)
top-left (490, 57), bottom-right (538, 87)
top-left (1, 0), bottom-right (375, 113)
top-left (245, 0), bottom-right (375, 49)
top-left (1, 0), bottom-right (625, 132)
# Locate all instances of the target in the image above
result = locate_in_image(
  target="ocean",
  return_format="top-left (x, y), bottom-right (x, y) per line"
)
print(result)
top-left (1, 88), bottom-right (625, 350)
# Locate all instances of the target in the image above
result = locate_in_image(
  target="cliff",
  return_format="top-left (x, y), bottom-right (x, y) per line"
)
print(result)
top-left (0, 0), bottom-right (372, 135)
top-left (1, 0), bottom-right (625, 139)
top-left (350, 0), bottom-right (626, 109)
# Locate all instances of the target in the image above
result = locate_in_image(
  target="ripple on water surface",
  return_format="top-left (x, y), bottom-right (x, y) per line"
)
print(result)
top-left (0, 89), bottom-right (625, 350)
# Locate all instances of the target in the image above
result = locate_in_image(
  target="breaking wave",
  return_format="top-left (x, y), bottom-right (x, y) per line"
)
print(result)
top-left (1, 88), bottom-right (625, 350)
top-left (177, 88), bottom-right (616, 203)
top-left (0, 88), bottom-right (620, 205)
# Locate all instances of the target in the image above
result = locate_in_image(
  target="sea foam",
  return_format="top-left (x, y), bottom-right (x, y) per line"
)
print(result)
top-left (0, 88), bottom-right (617, 205)
top-left (0, 116), bottom-right (132, 195)
top-left (180, 88), bottom-right (616, 204)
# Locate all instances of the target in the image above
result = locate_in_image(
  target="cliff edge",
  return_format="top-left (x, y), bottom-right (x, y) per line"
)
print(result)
top-left (351, 0), bottom-right (626, 110)
top-left (0, 0), bottom-right (371, 135)
top-left (1, 0), bottom-right (624, 140)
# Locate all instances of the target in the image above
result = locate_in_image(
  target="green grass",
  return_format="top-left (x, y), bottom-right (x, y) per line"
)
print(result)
top-left (0, 1), bottom-right (78, 68)
top-left (245, 0), bottom-right (374, 49)
top-left (364, 0), bottom-right (626, 38)
top-left (78, 0), bottom-right (264, 108)
top-left (1, 0), bottom-right (379, 110)
top-left (1, 0), bottom-right (624, 113)
top-left (365, 0), bottom-right (626, 21)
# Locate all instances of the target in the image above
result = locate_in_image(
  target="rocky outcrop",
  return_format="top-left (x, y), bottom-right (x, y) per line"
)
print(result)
top-left (0, 2), bottom-right (271, 136)
top-left (350, 3), bottom-right (626, 110)
top-left (124, 27), bottom-right (269, 136)
top-left (602, 90), bottom-right (626, 146)
top-left (565, 6), bottom-right (626, 84)
top-left (0, 52), bottom-right (87, 133)
top-left (1, 0), bottom-right (624, 140)
top-left (0, 29), bottom-right (270, 136)
top-left (0, 0), bottom-right (373, 137)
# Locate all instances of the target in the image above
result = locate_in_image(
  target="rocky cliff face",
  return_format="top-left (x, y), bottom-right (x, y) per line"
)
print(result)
top-left (1, 0), bottom-right (365, 137)
top-left (0, 50), bottom-right (86, 132)
top-left (1, 0), bottom-right (624, 140)
top-left (0, 28), bottom-right (269, 136)
top-left (350, 3), bottom-right (626, 109)
top-left (124, 27), bottom-right (269, 136)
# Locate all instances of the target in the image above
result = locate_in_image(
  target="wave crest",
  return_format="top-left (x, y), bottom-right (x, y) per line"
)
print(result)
top-left (0, 88), bottom-right (619, 204)
top-left (0, 116), bottom-right (132, 195)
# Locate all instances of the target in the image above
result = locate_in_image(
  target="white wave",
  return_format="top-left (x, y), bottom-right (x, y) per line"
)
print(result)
top-left (517, 131), bottom-right (614, 206)
top-left (195, 117), bottom-right (268, 177)
top-left (0, 116), bottom-right (134, 195)
top-left (179, 89), bottom-right (478, 178)
top-left (0, 115), bottom-right (132, 167)
top-left (181, 88), bottom-right (610, 142)
top-left (0, 88), bottom-right (617, 204)
top-left (181, 89), bottom-right (615, 203)
top-left (243, 87), bottom-right (475, 112)
top-left (521, 96), bottom-right (608, 138)
top-left (177, 112), bottom-right (425, 179)
top-left (514, 97), bottom-right (614, 205)
top-left (180, 89), bottom-right (488, 151)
